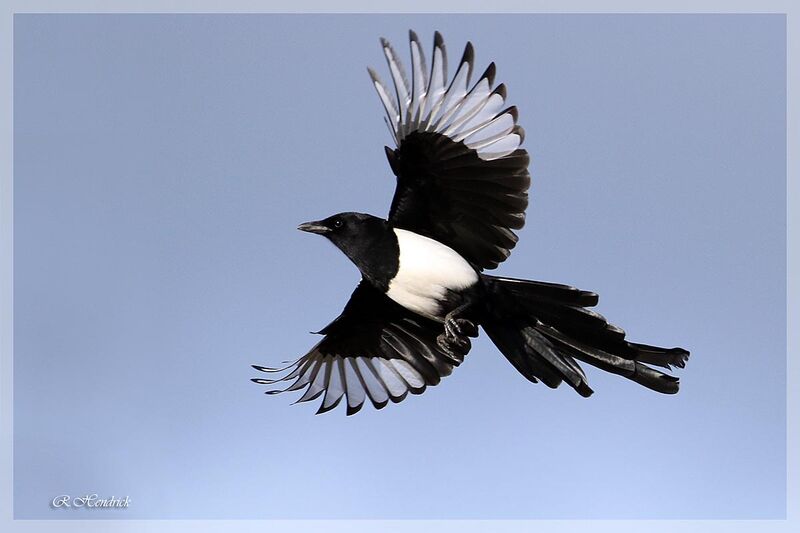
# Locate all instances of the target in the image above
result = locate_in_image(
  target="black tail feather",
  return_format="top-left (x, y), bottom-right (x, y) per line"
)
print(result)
top-left (483, 319), bottom-right (594, 397)
top-left (631, 343), bottom-right (690, 369)
top-left (481, 275), bottom-right (688, 396)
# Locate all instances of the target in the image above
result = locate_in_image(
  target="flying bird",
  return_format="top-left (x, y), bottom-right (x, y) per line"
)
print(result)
top-left (252, 31), bottom-right (689, 415)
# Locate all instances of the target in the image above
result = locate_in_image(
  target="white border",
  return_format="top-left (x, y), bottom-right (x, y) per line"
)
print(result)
top-left (1, 2), bottom-right (794, 532)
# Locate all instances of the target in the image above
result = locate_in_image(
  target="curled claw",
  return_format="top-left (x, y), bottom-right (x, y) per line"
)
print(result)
top-left (453, 318), bottom-right (478, 338)
top-left (437, 332), bottom-right (471, 357)
top-left (443, 316), bottom-right (478, 339)
top-left (437, 302), bottom-right (479, 357)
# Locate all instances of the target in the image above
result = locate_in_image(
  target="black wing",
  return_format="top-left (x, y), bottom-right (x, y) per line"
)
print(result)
top-left (369, 31), bottom-right (531, 270)
top-left (252, 281), bottom-right (469, 415)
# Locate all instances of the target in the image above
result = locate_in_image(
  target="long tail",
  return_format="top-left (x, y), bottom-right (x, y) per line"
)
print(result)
top-left (480, 274), bottom-right (689, 397)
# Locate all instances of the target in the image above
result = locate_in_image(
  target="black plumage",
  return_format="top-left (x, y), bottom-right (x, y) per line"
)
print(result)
top-left (387, 130), bottom-right (529, 270)
top-left (254, 280), bottom-right (467, 415)
top-left (252, 31), bottom-right (689, 414)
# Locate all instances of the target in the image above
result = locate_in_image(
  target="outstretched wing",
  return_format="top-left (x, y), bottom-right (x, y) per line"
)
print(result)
top-left (252, 281), bottom-right (469, 415)
top-left (369, 31), bottom-right (531, 270)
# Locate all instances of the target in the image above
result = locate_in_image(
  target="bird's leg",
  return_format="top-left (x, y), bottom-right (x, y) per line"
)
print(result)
top-left (437, 301), bottom-right (479, 355)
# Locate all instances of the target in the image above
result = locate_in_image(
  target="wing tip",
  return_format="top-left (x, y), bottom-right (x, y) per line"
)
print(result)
top-left (514, 125), bottom-right (526, 143)
top-left (481, 61), bottom-right (497, 86)
top-left (251, 361), bottom-right (299, 373)
top-left (346, 402), bottom-right (365, 416)
top-left (462, 41), bottom-right (475, 65)
top-left (315, 394), bottom-right (344, 415)
top-left (388, 390), bottom-right (409, 404)
top-left (291, 388), bottom-right (323, 405)
top-left (504, 105), bottom-right (519, 122)
top-left (367, 66), bottom-right (381, 83)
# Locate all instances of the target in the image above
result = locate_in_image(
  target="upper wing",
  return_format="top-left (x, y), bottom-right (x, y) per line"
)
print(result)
top-left (251, 281), bottom-right (469, 415)
top-left (369, 31), bottom-right (531, 270)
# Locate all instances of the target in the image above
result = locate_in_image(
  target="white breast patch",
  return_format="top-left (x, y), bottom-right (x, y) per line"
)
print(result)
top-left (386, 229), bottom-right (479, 320)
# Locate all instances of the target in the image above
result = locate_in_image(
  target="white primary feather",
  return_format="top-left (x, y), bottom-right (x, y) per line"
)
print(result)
top-left (285, 358), bottom-right (317, 391)
top-left (296, 359), bottom-right (328, 403)
top-left (389, 359), bottom-right (425, 389)
top-left (372, 358), bottom-right (409, 399)
top-left (441, 77), bottom-right (491, 136)
top-left (408, 32), bottom-right (428, 132)
top-left (420, 35), bottom-right (447, 130)
top-left (371, 32), bottom-right (522, 161)
top-left (451, 89), bottom-right (507, 140)
top-left (343, 359), bottom-right (366, 411)
top-left (321, 356), bottom-right (345, 409)
top-left (355, 357), bottom-right (390, 405)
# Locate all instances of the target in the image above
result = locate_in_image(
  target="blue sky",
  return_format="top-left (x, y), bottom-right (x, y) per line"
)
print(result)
top-left (13, 14), bottom-right (786, 519)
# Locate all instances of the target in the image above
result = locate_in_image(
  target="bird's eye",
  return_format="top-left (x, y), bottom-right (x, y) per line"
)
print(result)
top-left (332, 218), bottom-right (344, 229)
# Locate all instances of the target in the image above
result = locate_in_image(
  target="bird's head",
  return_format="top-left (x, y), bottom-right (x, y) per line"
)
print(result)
top-left (298, 212), bottom-right (390, 266)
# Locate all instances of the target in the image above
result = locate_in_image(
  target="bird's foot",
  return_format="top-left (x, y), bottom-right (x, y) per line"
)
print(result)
top-left (436, 312), bottom-right (478, 356)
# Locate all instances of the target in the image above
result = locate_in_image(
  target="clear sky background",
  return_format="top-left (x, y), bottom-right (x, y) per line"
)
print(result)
top-left (13, 14), bottom-right (786, 519)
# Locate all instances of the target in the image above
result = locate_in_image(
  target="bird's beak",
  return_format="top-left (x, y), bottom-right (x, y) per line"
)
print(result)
top-left (297, 220), bottom-right (331, 235)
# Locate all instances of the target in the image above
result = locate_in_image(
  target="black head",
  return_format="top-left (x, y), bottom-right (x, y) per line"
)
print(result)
top-left (298, 212), bottom-right (387, 251)
top-left (298, 212), bottom-right (395, 282)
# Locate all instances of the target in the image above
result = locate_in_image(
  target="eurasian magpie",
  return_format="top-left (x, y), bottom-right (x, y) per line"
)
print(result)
top-left (252, 31), bottom-right (689, 415)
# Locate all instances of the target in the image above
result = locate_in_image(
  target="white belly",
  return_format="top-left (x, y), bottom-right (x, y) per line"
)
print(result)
top-left (386, 229), bottom-right (479, 320)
